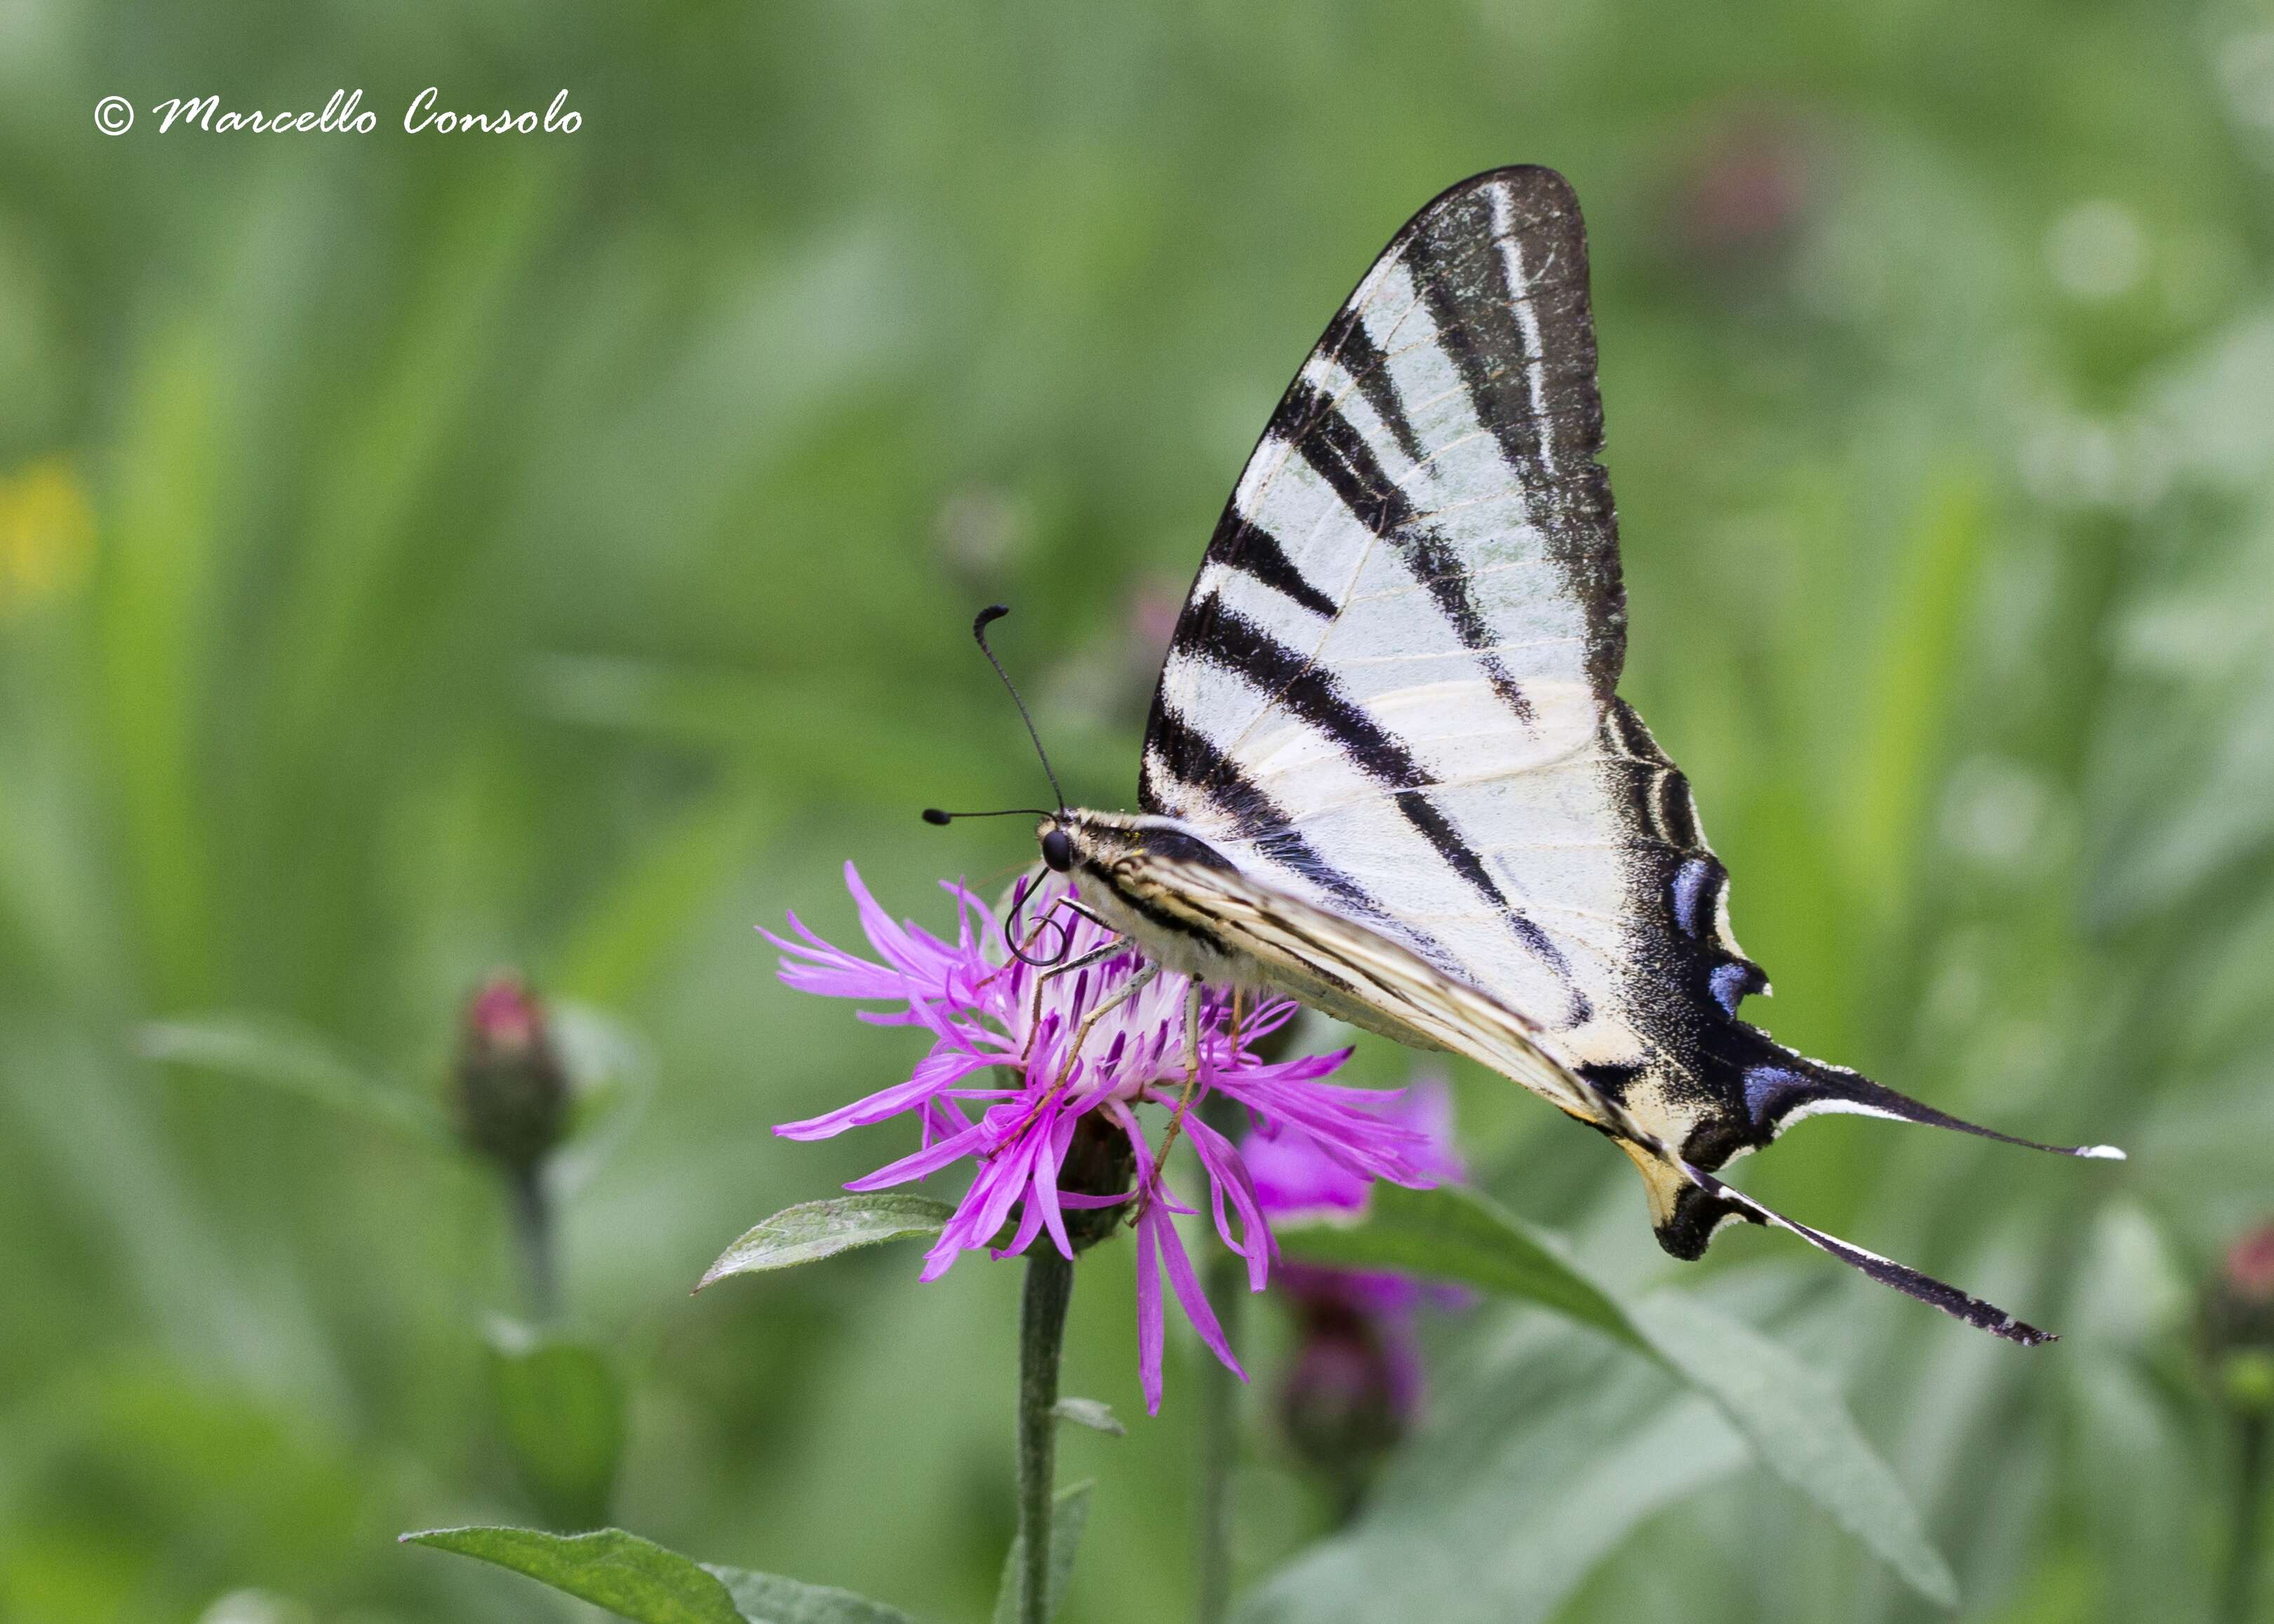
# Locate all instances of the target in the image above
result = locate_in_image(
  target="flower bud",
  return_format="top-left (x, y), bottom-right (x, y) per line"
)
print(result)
top-left (1278, 1286), bottom-right (1420, 1515)
top-left (1662, 107), bottom-right (1814, 283)
top-left (453, 972), bottom-right (569, 1174)
top-left (2206, 1221), bottom-right (2274, 1415)
top-left (1057, 1109), bottom-right (1136, 1253)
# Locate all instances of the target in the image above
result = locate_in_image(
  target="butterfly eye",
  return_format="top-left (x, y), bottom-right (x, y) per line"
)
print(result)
top-left (1041, 828), bottom-right (1074, 873)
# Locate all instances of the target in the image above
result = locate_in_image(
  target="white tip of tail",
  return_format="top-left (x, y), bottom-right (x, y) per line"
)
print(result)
top-left (2075, 1143), bottom-right (2127, 1161)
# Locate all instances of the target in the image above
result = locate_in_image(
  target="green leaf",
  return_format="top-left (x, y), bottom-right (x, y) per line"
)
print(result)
top-left (1276, 1183), bottom-right (1638, 1348)
top-left (697, 1195), bottom-right (958, 1287)
top-left (402, 1526), bottom-right (921, 1624)
top-left (990, 1479), bottom-right (1094, 1624)
top-left (1847, 471), bottom-right (1988, 910)
top-left (1239, 1320), bottom-right (1748, 1624)
top-left (707, 1565), bottom-right (921, 1623)
top-left (1627, 1290), bottom-right (1960, 1609)
top-left (137, 1015), bottom-right (450, 1145)
top-left (485, 1322), bottom-right (626, 1531)
top-left (1052, 1397), bottom-right (1125, 1437)
top-left (401, 1526), bottom-right (744, 1624)
top-left (1274, 1182), bottom-right (1957, 1607)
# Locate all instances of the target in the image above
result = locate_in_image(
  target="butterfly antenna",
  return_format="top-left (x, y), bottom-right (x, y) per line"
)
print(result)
top-left (921, 806), bottom-right (1052, 825)
top-left (970, 604), bottom-right (1066, 812)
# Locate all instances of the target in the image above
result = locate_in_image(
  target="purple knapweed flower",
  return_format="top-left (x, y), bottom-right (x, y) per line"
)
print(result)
top-left (765, 864), bottom-right (1440, 1414)
top-left (1245, 1078), bottom-right (1466, 1494)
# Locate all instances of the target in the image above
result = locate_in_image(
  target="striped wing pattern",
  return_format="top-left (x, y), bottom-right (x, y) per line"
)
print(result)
top-left (1130, 166), bottom-right (2114, 1334)
top-left (1138, 168), bottom-right (1770, 1162)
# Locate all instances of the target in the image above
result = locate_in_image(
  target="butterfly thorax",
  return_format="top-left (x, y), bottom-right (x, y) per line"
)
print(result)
top-left (1047, 810), bottom-right (1471, 1053)
top-left (1046, 811), bottom-right (1276, 991)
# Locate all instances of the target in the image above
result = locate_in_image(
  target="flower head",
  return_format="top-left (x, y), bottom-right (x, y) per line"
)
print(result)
top-left (1247, 1077), bottom-right (1466, 1496)
top-left (2225, 1224), bottom-right (2274, 1308)
top-left (766, 864), bottom-right (1440, 1413)
top-left (2206, 1219), bottom-right (2274, 1416)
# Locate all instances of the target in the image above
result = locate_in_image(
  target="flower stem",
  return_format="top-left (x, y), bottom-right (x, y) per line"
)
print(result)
top-left (509, 1163), bottom-right (559, 1322)
top-left (1196, 1092), bottom-right (1245, 1624)
top-left (2226, 1410), bottom-right (2268, 1624)
top-left (1017, 1249), bottom-right (1076, 1624)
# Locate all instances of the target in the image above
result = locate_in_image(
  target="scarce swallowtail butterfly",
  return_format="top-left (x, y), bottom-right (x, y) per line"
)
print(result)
top-left (944, 166), bottom-right (2122, 1344)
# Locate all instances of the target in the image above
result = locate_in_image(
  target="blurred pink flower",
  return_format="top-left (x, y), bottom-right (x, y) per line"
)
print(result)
top-left (1246, 1077), bottom-right (1466, 1479)
top-left (765, 865), bottom-right (1440, 1414)
top-left (2226, 1223), bottom-right (2274, 1306)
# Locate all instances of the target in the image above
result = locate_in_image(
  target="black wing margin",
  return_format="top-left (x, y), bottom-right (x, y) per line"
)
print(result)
top-left (1596, 697), bottom-right (2125, 1268)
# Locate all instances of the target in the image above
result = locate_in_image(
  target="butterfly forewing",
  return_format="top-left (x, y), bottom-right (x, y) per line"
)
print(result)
top-left (1137, 168), bottom-right (1758, 1148)
top-left (1144, 166), bottom-right (1619, 824)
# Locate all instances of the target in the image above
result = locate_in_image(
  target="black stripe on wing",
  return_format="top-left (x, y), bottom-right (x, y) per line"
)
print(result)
top-left (1277, 379), bottom-right (1537, 724)
top-left (1142, 704), bottom-right (1414, 947)
top-left (1392, 787), bottom-right (1586, 1024)
top-left (1144, 687), bottom-right (1565, 991)
top-left (1211, 513), bottom-right (1340, 621)
top-left (1161, 606), bottom-right (1573, 977)
top-left (1170, 603), bottom-right (1417, 784)
top-left (1316, 300), bottom-right (1428, 467)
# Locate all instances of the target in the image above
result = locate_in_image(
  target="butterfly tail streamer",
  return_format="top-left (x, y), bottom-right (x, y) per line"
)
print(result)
top-left (1746, 1050), bottom-right (2127, 1162)
top-left (1564, 1062), bottom-right (2059, 1345)
top-left (1677, 1162), bottom-right (2056, 1345)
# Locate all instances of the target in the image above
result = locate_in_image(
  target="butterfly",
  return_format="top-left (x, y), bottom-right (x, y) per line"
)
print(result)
top-left (943, 166), bottom-right (2120, 1343)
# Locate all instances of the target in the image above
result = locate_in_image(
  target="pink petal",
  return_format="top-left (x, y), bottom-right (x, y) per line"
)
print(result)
top-left (990, 1188), bottom-right (1048, 1261)
top-left (1151, 1202), bottom-right (1245, 1380)
top-left (844, 1119), bottom-right (989, 1190)
top-left (1184, 1113), bottom-right (1276, 1291)
top-left (1134, 1197), bottom-right (1165, 1416)
top-left (774, 1047), bottom-right (998, 1140)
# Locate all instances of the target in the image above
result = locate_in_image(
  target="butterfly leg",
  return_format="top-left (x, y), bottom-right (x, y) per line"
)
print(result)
top-left (1135, 982), bottom-right (1210, 1221)
top-left (1050, 957), bottom-right (1160, 1083)
top-left (1022, 933), bottom-right (1133, 1046)
top-left (999, 958), bottom-right (1163, 1152)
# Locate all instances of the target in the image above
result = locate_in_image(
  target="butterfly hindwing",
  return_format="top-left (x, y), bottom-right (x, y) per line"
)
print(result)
top-left (1097, 845), bottom-right (1615, 1127)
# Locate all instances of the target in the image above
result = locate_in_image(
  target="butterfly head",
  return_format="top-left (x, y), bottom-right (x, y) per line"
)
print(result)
top-left (1036, 810), bottom-right (1227, 880)
top-left (1034, 811), bottom-right (1138, 880)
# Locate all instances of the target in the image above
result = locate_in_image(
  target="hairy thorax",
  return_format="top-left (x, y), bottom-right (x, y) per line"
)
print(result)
top-left (1050, 812), bottom-right (1268, 988)
top-left (1049, 809), bottom-right (1449, 1054)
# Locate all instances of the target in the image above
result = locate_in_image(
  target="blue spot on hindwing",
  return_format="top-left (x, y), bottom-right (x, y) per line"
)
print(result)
top-left (1744, 1065), bottom-right (1808, 1120)
top-left (1671, 857), bottom-right (1714, 937)
top-left (1710, 960), bottom-right (1755, 1016)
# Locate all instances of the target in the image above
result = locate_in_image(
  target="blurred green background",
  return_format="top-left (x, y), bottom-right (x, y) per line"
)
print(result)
top-left (4, 1), bottom-right (2274, 1620)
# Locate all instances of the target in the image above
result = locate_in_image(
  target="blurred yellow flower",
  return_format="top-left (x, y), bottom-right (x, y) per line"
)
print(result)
top-left (0, 457), bottom-right (95, 617)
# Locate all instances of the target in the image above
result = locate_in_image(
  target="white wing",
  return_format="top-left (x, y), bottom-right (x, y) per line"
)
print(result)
top-left (1138, 166), bottom-right (2117, 1264)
